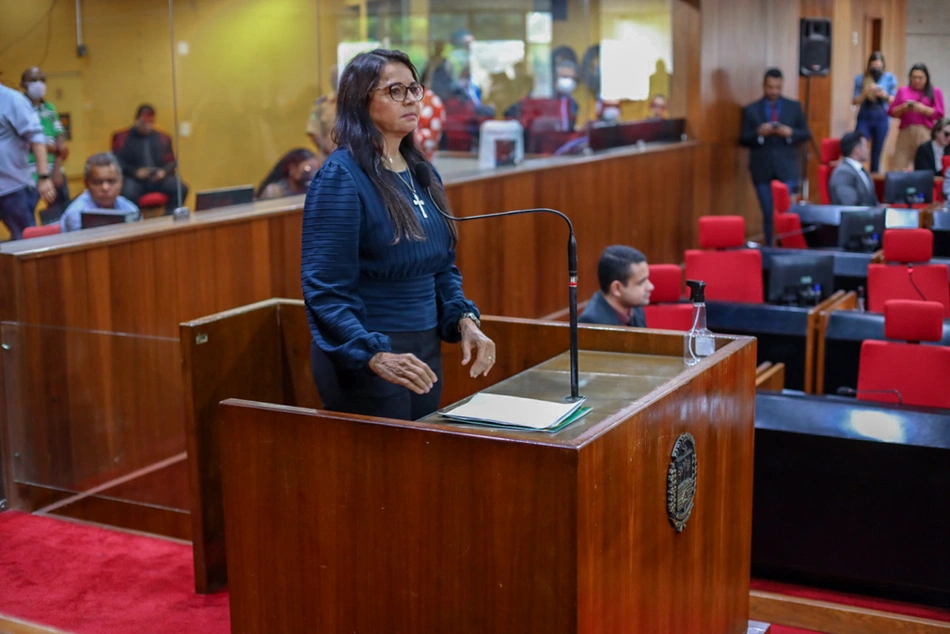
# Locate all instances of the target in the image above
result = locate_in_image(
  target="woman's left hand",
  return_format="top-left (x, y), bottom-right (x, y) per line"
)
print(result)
top-left (460, 318), bottom-right (496, 378)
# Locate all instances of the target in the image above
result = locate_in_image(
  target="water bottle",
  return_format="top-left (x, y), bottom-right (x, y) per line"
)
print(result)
top-left (684, 280), bottom-right (715, 366)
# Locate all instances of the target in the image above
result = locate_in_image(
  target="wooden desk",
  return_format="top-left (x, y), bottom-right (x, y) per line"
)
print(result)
top-left (217, 318), bottom-right (757, 632)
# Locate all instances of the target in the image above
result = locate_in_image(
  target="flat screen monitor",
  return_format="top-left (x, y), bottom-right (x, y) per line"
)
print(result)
top-left (837, 208), bottom-right (885, 252)
top-left (767, 253), bottom-right (835, 306)
top-left (883, 170), bottom-right (934, 205)
top-left (588, 118), bottom-right (686, 152)
top-left (80, 210), bottom-right (138, 229)
top-left (194, 185), bottom-right (255, 211)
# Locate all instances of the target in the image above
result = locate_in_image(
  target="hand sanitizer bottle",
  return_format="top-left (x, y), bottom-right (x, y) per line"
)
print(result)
top-left (684, 280), bottom-right (715, 366)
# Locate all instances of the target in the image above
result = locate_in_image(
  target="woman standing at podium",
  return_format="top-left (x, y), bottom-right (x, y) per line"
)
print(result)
top-left (302, 49), bottom-right (495, 421)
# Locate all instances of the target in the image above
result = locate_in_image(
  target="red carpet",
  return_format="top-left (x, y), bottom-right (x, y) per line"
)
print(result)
top-left (752, 578), bottom-right (950, 623)
top-left (0, 511), bottom-right (229, 634)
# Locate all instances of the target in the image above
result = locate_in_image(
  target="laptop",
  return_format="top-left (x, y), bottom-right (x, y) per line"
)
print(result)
top-left (80, 210), bottom-right (139, 229)
top-left (194, 185), bottom-right (255, 212)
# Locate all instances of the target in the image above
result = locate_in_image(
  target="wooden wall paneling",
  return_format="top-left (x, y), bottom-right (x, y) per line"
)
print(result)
top-left (276, 301), bottom-right (321, 410)
top-left (180, 299), bottom-right (286, 593)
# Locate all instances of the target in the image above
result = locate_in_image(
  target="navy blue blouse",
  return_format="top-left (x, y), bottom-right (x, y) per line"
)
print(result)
top-left (301, 149), bottom-right (478, 372)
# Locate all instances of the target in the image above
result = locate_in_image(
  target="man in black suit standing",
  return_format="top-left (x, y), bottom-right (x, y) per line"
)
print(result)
top-left (740, 68), bottom-right (812, 245)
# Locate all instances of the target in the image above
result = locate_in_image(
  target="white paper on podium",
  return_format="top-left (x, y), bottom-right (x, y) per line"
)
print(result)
top-left (440, 393), bottom-right (586, 430)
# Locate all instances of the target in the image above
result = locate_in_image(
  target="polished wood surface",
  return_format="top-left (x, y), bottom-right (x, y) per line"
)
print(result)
top-left (220, 324), bottom-right (756, 633)
top-left (750, 590), bottom-right (950, 634)
top-left (755, 362), bottom-right (787, 391)
top-left (0, 615), bottom-right (68, 634)
top-left (181, 298), bottom-right (749, 592)
top-left (814, 291), bottom-right (859, 395)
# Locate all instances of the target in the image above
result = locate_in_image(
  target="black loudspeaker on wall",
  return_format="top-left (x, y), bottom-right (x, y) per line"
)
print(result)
top-left (800, 18), bottom-right (832, 76)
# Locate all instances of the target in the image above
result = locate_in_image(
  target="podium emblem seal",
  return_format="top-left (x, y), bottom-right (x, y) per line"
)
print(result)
top-left (667, 433), bottom-right (697, 532)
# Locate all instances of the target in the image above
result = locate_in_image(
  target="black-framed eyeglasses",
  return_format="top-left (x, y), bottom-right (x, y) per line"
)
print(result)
top-left (939, 129), bottom-right (950, 137)
top-left (374, 82), bottom-right (425, 103)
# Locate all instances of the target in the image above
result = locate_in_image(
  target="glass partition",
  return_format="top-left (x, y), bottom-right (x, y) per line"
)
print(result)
top-left (0, 0), bottom-right (184, 237)
top-left (1, 323), bottom-right (187, 514)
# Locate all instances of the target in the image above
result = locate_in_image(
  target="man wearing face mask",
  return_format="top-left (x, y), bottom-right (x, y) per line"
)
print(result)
top-left (553, 60), bottom-right (580, 131)
top-left (598, 99), bottom-right (622, 123)
top-left (21, 66), bottom-right (70, 222)
top-left (0, 80), bottom-right (56, 239)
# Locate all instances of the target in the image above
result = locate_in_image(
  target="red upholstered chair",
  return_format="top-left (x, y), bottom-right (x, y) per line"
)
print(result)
top-left (770, 181), bottom-right (807, 248)
top-left (937, 156), bottom-right (950, 202)
top-left (866, 229), bottom-right (950, 316)
top-left (138, 192), bottom-right (169, 219)
top-left (643, 263), bottom-right (693, 331)
top-left (817, 138), bottom-right (841, 204)
top-left (684, 216), bottom-right (764, 303)
top-left (857, 299), bottom-right (950, 408)
top-left (22, 224), bottom-right (62, 239)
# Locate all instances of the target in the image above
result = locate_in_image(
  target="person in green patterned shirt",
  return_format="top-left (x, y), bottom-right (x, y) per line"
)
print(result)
top-left (21, 67), bottom-right (70, 222)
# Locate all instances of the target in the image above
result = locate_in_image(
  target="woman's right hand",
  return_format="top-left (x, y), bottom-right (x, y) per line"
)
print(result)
top-left (369, 352), bottom-right (438, 394)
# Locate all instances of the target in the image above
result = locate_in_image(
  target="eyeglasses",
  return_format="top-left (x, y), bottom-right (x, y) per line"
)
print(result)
top-left (374, 82), bottom-right (425, 103)
top-left (939, 129), bottom-right (950, 137)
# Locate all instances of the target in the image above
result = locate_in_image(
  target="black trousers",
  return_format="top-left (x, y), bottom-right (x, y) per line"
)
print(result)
top-left (122, 176), bottom-right (188, 214)
top-left (311, 329), bottom-right (443, 421)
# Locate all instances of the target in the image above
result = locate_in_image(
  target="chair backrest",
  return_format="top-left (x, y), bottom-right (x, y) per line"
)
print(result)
top-left (817, 164), bottom-right (832, 204)
top-left (820, 137), bottom-right (841, 164)
top-left (770, 180), bottom-right (791, 214)
top-left (643, 304), bottom-right (695, 331)
top-left (773, 212), bottom-right (808, 249)
top-left (857, 300), bottom-right (950, 408)
top-left (648, 263), bottom-right (684, 303)
top-left (866, 230), bottom-right (950, 314)
top-left (686, 215), bottom-right (763, 303)
top-left (943, 155), bottom-right (950, 173)
top-left (22, 224), bottom-right (62, 239)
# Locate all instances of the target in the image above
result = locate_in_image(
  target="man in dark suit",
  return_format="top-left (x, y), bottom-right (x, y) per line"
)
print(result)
top-left (579, 245), bottom-right (653, 328)
top-left (740, 68), bottom-right (812, 245)
top-left (829, 131), bottom-right (879, 206)
top-left (113, 104), bottom-right (187, 215)
top-left (913, 116), bottom-right (950, 175)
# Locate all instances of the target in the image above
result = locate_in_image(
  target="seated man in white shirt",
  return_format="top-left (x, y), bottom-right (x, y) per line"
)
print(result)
top-left (829, 130), bottom-right (879, 207)
top-left (60, 152), bottom-right (140, 232)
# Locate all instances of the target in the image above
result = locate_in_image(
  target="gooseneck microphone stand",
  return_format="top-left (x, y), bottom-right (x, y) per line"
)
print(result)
top-left (413, 163), bottom-right (582, 402)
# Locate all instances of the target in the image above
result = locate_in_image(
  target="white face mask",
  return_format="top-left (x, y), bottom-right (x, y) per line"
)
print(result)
top-left (555, 76), bottom-right (577, 95)
top-left (602, 106), bottom-right (621, 121)
top-left (25, 81), bottom-right (46, 100)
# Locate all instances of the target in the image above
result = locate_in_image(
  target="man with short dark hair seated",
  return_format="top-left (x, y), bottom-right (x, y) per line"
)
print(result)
top-left (829, 130), bottom-right (879, 206)
top-left (114, 104), bottom-right (187, 214)
top-left (579, 245), bottom-right (654, 327)
top-left (60, 153), bottom-right (139, 232)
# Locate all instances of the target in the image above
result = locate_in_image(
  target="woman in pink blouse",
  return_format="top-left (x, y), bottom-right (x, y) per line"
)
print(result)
top-left (889, 63), bottom-right (945, 169)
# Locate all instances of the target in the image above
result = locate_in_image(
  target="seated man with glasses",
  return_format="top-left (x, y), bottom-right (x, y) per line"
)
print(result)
top-left (914, 116), bottom-right (950, 175)
top-left (60, 152), bottom-right (140, 232)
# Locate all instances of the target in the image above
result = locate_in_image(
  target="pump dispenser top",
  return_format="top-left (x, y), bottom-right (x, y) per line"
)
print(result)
top-left (686, 280), bottom-right (706, 303)
top-left (684, 279), bottom-right (714, 365)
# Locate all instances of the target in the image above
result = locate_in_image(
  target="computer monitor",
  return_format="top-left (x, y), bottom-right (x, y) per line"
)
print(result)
top-left (837, 208), bottom-right (885, 252)
top-left (80, 210), bottom-right (138, 229)
top-left (194, 185), bottom-right (255, 211)
top-left (767, 253), bottom-right (835, 306)
top-left (883, 170), bottom-right (934, 205)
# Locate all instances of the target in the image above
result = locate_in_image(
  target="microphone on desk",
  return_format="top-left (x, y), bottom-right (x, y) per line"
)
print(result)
top-left (835, 386), bottom-right (904, 405)
top-left (746, 224), bottom-right (818, 248)
top-left (413, 162), bottom-right (582, 402)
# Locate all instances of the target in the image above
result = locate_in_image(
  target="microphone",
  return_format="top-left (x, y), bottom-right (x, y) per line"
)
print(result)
top-left (747, 224), bottom-right (818, 248)
top-left (836, 386), bottom-right (904, 405)
top-left (414, 163), bottom-right (582, 402)
top-left (907, 265), bottom-right (928, 301)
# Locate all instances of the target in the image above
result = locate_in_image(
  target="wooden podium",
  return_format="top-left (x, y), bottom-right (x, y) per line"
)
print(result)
top-left (217, 311), bottom-right (756, 634)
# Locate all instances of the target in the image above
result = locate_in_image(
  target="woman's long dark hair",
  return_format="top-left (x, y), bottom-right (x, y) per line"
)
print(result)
top-left (256, 147), bottom-right (315, 197)
top-left (333, 48), bottom-right (456, 244)
top-left (909, 62), bottom-right (934, 101)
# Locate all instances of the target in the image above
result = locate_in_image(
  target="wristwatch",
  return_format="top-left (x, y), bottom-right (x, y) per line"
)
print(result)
top-left (458, 312), bottom-right (480, 331)
top-left (37, 174), bottom-right (50, 180)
